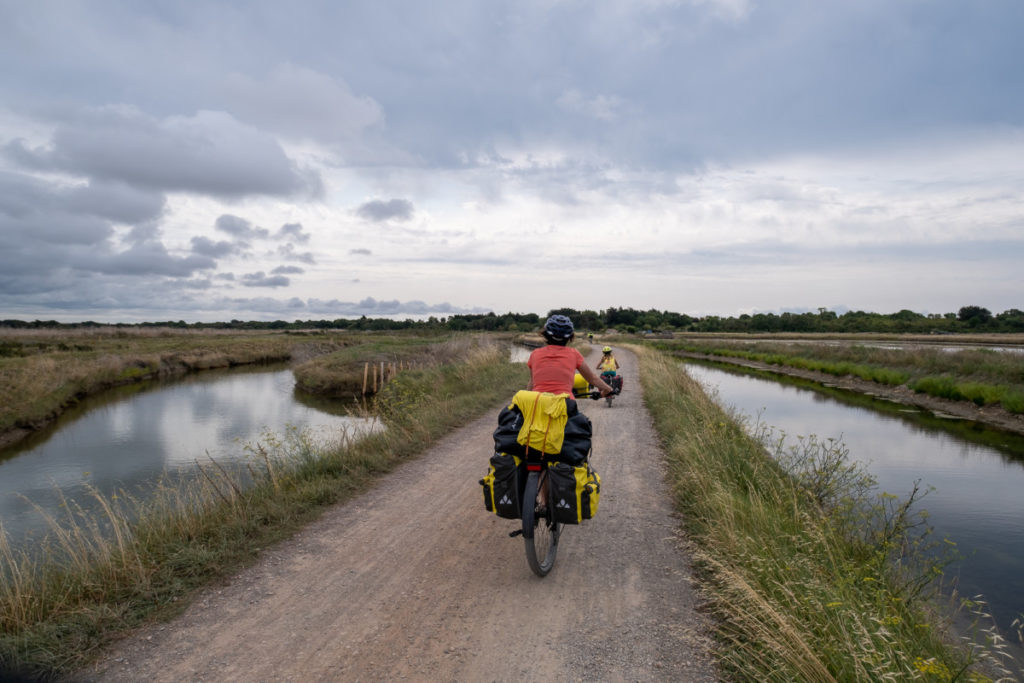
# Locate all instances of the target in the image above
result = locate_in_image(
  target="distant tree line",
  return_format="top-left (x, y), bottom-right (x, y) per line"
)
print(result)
top-left (3, 306), bottom-right (1023, 334)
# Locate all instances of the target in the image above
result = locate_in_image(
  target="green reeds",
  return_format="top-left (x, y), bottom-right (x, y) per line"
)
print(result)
top-left (635, 345), bottom-right (1018, 680)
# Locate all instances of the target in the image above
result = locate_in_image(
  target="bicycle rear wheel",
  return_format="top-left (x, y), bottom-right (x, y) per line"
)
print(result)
top-left (522, 470), bottom-right (561, 577)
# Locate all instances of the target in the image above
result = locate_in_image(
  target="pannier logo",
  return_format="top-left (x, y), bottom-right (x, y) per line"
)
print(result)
top-left (499, 494), bottom-right (513, 505)
top-left (556, 499), bottom-right (572, 509)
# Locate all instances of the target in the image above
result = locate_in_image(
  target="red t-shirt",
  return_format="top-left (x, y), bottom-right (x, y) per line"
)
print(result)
top-left (527, 345), bottom-right (585, 394)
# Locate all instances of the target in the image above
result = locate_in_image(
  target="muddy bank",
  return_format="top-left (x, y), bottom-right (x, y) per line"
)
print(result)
top-left (674, 351), bottom-right (1024, 437)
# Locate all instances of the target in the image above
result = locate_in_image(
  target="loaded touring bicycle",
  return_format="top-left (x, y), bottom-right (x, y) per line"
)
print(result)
top-left (481, 389), bottom-right (602, 577)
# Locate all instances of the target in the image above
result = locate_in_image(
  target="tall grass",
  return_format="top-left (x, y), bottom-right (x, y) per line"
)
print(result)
top-left (291, 332), bottom-right (486, 397)
top-left (0, 336), bottom-right (527, 678)
top-left (0, 330), bottom-right (350, 439)
top-left (636, 345), bottom-right (1020, 681)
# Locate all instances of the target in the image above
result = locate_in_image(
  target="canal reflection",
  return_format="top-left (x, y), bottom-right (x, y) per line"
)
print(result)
top-left (0, 365), bottom-right (376, 551)
top-left (684, 361), bottom-right (1024, 638)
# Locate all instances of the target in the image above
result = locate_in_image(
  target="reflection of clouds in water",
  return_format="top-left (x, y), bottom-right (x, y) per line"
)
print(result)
top-left (686, 364), bottom-right (1016, 483)
top-left (0, 369), bottom-right (375, 548)
top-left (685, 361), bottom-right (1024, 632)
top-left (152, 371), bottom-right (371, 467)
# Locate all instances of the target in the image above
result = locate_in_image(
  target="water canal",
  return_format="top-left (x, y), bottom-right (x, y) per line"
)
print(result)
top-left (0, 364), bottom-right (376, 553)
top-left (684, 361), bottom-right (1024, 638)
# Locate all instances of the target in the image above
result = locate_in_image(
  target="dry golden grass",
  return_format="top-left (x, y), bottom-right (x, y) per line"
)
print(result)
top-left (0, 330), bottom-right (346, 440)
top-left (0, 339), bottom-right (527, 678)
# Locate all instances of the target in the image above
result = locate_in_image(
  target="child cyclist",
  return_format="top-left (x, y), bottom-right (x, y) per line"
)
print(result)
top-left (528, 315), bottom-right (614, 398)
top-left (596, 346), bottom-right (620, 381)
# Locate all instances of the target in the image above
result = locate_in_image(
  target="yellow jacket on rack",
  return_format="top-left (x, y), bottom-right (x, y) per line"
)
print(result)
top-left (511, 390), bottom-right (570, 455)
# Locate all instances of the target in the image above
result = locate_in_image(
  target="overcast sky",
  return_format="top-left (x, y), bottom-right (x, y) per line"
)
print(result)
top-left (2, 0), bottom-right (1022, 322)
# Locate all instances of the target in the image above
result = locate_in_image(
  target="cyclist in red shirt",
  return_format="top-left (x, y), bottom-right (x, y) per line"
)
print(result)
top-left (528, 315), bottom-right (613, 397)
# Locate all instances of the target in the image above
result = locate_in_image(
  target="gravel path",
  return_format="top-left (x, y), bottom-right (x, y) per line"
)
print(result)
top-left (79, 346), bottom-right (719, 682)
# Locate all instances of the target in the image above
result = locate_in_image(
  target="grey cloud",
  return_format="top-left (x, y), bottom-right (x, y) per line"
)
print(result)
top-left (574, 237), bottom-right (1024, 271)
top-left (190, 236), bottom-right (238, 258)
top-left (241, 271), bottom-right (290, 288)
top-left (216, 214), bottom-right (270, 240)
top-left (219, 64), bottom-right (383, 145)
top-left (6, 107), bottom-right (321, 198)
top-left (303, 296), bottom-right (487, 316)
top-left (5, 2), bottom-right (1023, 176)
top-left (556, 89), bottom-right (624, 122)
top-left (271, 265), bottom-right (305, 275)
top-left (276, 222), bottom-right (310, 243)
top-left (398, 251), bottom-right (512, 266)
top-left (0, 269), bottom-right (220, 319)
top-left (277, 243), bottom-right (316, 264)
top-left (189, 295), bottom-right (486, 318)
top-left (78, 241), bottom-right (217, 277)
top-left (356, 198), bottom-right (414, 222)
top-left (0, 171), bottom-right (114, 245)
top-left (0, 275), bottom-right (487, 320)
top-left (1, 168), bottom-right (215, 296)
top-left (350, 248), bottom-right (372, 255)
top-left (125, 223), bottom-right (161, 244)
top-left (63, 181), bottom-right (165, 225)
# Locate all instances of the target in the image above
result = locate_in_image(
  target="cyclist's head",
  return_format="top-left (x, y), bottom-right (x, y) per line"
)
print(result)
top-left (542, 314), bottom-right (575, 345)
top-left (603, 346), bottom-right (612, 354)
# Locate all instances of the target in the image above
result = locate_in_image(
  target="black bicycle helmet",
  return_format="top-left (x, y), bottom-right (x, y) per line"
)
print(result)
top-left (542, 314), bottom-right (575, 344)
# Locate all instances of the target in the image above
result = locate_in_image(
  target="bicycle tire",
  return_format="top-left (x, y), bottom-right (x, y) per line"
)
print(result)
top-left (522, 470), bottom-right (560, 577)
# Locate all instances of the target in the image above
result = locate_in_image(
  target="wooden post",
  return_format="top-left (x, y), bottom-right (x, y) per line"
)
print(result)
top-left (362, 362), bottom-right (369, 396)
top-left (373, 364), bottom-right (377, 394)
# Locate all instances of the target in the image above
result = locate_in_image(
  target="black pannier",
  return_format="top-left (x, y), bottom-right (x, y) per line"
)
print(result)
top-left (492, 399), bottom-right (592, 466)
top-left (480, 451), bottom-right (523, 519)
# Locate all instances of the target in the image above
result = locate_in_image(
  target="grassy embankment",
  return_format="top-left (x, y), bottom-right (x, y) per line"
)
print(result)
top-left (636, 345), bottom-right (1019, 681)
top-left (0, 327), bottom-right (356, 445)
top-left (652, 337), bottom-right (1024, 415)
top-left (292, 332), bottom-right (517, 398)
top-left (0, 333), bottom-right (527, 678)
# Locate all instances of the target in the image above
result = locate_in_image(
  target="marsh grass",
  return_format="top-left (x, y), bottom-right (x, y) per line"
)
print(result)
top-left (0, 335), bottom-right (527, 678)
top-left (290, 332), bottom-right (492, 397)
top-left (0, 329), bottom-right (356, 440)
top-left (658, 339), bottom-right (1024, 415)
top-left (636, 345), bottom-right (1021, 681)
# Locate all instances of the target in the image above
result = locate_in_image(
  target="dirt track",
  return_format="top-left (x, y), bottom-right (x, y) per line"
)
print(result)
top-left (80, 347), bottom-right (718, 682)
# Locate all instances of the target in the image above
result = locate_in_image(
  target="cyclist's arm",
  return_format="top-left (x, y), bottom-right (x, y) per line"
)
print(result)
top-left (578, 363), bottom-right (613, 396)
